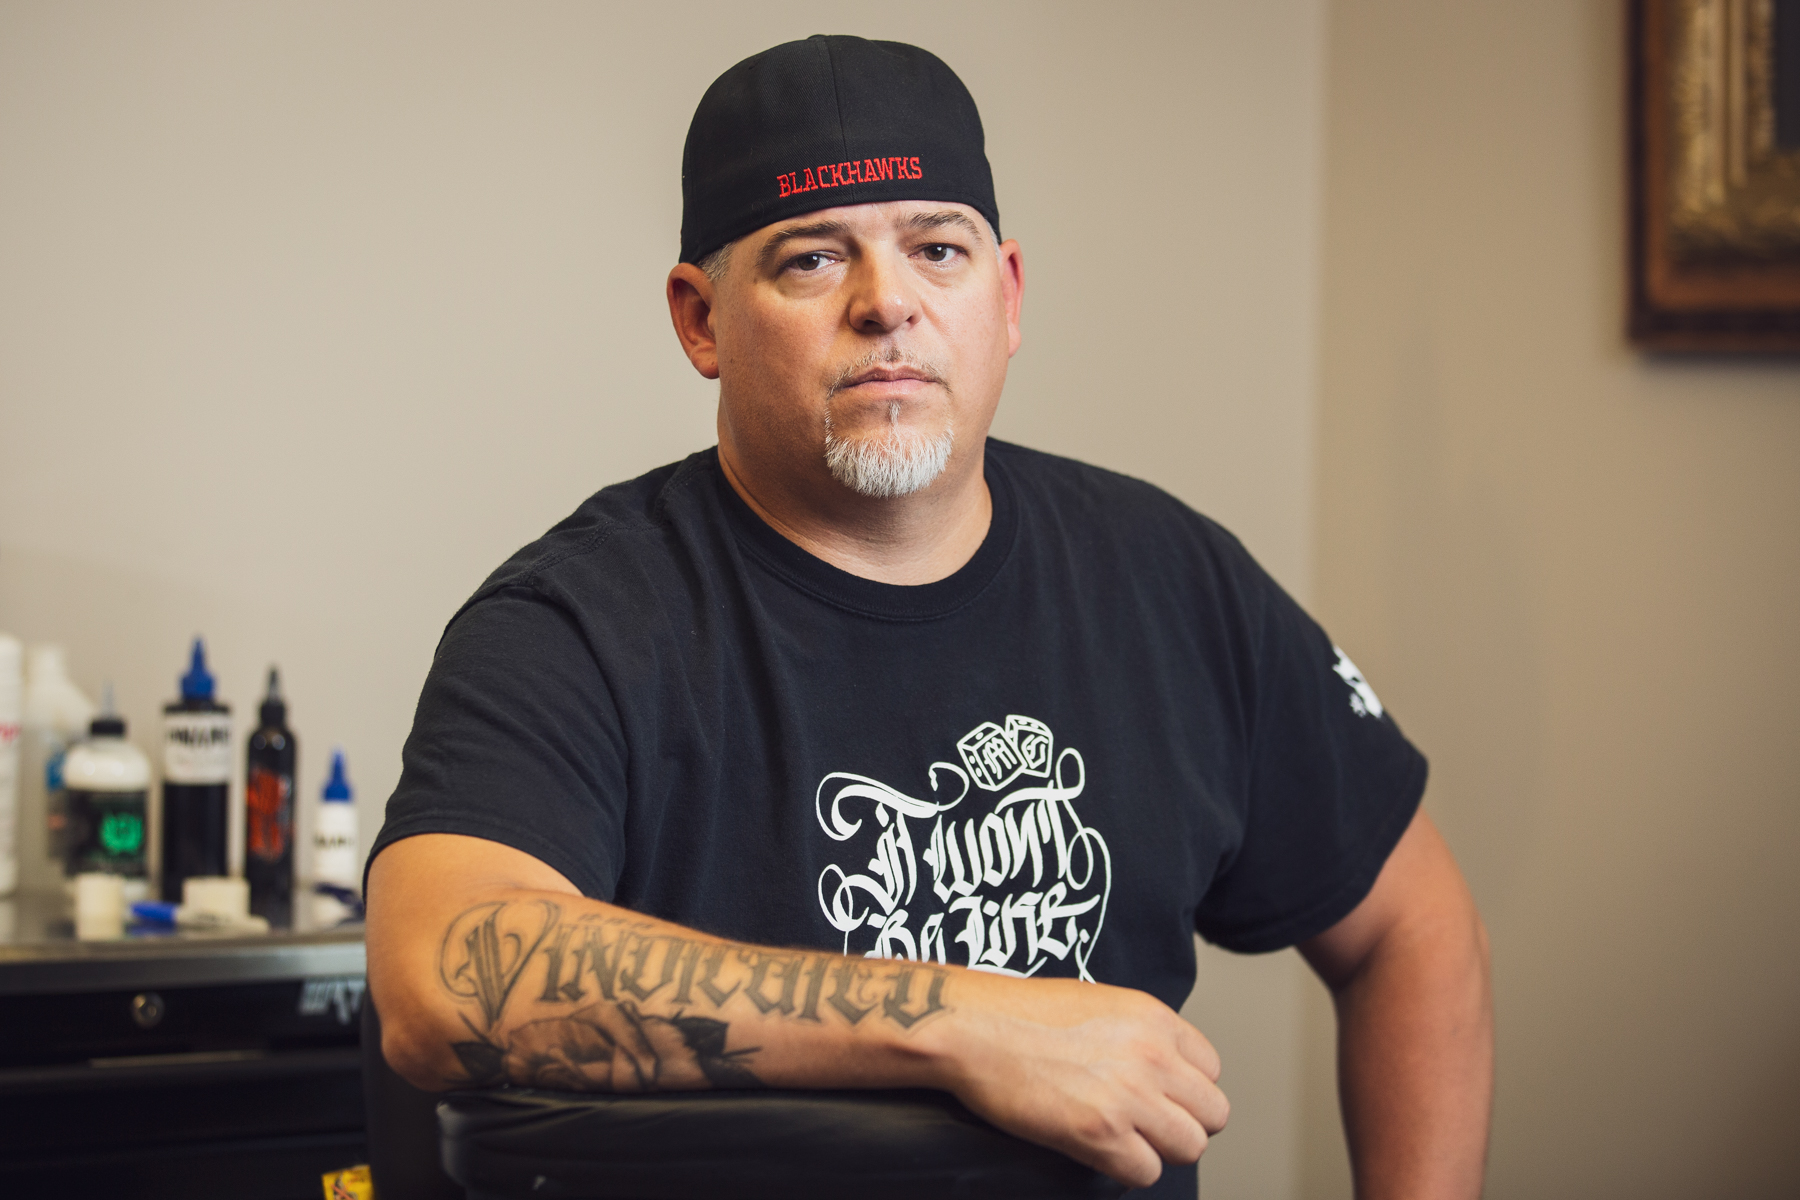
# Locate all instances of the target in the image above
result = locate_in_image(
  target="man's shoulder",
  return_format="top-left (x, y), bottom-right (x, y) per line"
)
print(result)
top-left (465, 449), bottom-right (721, 604)
top-left (987, 439), bottom-right (1247, 556)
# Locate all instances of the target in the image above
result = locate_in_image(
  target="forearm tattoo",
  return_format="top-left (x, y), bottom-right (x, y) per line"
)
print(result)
top-left (436, 900), bottom-right (950, 1091)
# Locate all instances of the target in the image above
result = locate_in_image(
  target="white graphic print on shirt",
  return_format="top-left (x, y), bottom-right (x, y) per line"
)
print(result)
top-left (1332, 646), bottom-right (1385, 719)
top-left (815, 715), bottom-right (1113, 982)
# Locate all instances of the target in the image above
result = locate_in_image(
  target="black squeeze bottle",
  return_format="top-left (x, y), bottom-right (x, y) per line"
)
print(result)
top-left (245, 667), bottom-right (296, 927)
top-left (160, 639), bottom-right (232, 902)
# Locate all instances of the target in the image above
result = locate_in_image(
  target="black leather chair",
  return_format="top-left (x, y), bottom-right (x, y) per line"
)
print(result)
top-left (363, 997), bottom-right (1124, 1200)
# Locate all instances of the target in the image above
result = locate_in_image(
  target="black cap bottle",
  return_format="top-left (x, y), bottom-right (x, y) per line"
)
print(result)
top-left (245, 667), bottom-right (296, 927)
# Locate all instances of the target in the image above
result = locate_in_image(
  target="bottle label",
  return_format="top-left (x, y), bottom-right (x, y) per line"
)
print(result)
top-left (65, 787), bottom-right (149, 876)
top-left (246, 766), bottom-right (292, 861)
top-left (313, 821), bottom-right (358, 887)
top-left (164, 713), bottom-right (231, 783)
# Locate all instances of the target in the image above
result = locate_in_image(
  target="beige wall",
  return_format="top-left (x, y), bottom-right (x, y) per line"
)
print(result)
top-left (0, 4), bottom-right (1326, 1196)
top-left (1306, 2), bottom-right (1800, 1197)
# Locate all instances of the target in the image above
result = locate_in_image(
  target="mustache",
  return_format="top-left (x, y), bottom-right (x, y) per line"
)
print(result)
top-left (825, 346), bottom-right (951, 398)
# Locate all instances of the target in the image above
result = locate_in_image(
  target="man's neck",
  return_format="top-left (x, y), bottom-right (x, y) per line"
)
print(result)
top-left (716, 444), bottom-right (993, 586)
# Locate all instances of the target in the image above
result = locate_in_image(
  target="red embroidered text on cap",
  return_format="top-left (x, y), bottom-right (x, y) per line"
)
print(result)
top-left (777, 157), bottom-right (923, 198)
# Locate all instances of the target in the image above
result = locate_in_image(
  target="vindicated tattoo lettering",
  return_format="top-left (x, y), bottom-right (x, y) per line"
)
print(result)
top-left (437, 900), bottom-right (950, 1091)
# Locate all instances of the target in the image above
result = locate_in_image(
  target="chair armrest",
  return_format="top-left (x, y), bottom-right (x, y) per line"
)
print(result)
top-left (438, 1086), bottom-right (1127, 1200)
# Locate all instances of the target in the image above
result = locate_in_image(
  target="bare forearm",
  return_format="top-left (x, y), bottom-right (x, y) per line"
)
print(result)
top-left (1332, 910), bottom-right (1492, 1199)
top-left (1300, 811), bottom-right (1493, 1199)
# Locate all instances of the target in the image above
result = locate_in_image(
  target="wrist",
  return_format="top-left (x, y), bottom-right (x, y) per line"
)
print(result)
top-left (891, 966), bottom-right (1012, 1096)
top-left (841, 959), bottom-right (980, 1093)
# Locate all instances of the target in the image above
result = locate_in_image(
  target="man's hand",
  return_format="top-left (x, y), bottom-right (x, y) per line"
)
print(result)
top-left (366, 833), bottom-right (1227, 1190)
top-left (923, 974), bottom-right (1228, 1189)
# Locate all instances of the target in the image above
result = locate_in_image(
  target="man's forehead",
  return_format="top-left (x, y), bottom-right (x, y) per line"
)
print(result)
top-left (753, 203), bottom-right (990, 248)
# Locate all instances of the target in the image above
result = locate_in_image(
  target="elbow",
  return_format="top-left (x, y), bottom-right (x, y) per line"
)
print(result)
top-left (366, 967), bottom-right (465, 1092)
top-left (378, 1003), bottom-right (460, 1092)
top-left (382, 1020), bottom-right (440, 1092)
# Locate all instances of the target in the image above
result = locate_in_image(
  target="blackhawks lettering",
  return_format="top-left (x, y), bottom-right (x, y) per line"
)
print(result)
top-left (776, 155), bottom-right (923, 198)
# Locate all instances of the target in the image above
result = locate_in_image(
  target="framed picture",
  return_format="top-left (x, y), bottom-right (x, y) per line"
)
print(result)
top-left (1629, 0), bottom-right (1800, 351)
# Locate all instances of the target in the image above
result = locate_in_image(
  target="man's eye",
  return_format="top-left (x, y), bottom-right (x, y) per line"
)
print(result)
top-left (920, 244), bottom-right (958, 263)
top-left (790, 252), bottom-right (833, 272)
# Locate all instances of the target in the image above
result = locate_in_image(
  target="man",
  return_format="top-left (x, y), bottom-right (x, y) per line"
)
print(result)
top-left (367, 35), bottom-right (1492, 1198)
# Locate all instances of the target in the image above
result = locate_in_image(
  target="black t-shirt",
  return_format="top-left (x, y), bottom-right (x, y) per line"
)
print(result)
top-left (374, 440), bottom-right (1425, 1195)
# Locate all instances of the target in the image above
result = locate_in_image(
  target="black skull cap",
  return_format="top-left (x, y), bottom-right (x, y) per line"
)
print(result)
top-left (679, 35), bottom-right (999, 264)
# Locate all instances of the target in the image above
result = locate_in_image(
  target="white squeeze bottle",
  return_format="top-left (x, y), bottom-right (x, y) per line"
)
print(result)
top-left (310, 749), bottom-right (359, 926)
top-left (0, 635), bottom-right (22, 896)
top-left (61, 685), bottom-right (153, 903)
top-left (21, 645), bottom-right (96, 890)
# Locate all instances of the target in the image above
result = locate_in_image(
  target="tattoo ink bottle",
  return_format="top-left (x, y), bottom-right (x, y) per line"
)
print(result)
top-left (63, 684), bottom-right (152, 901)
top-left (244, 667), bottom-right (295, 927)
top-left (309, 749), bottom-right (358, 927)
top-left (160, 638), bottom-right (232, 902)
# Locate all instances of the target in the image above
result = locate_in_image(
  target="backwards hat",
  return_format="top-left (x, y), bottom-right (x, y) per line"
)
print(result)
top-left (679, 35), bottom-right (999, 265)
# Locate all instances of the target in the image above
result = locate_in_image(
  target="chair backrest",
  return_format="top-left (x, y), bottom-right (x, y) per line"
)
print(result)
top-left (360, 995), bottom-right (465, 1200)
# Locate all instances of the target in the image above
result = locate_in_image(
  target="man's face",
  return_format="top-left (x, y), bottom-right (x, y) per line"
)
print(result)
top-left (674, 200), bottom-right (1023, 503)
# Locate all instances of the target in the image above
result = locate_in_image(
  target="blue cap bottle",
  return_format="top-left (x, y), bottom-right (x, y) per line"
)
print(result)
top-left (322, 749), bottom-right (352, 802)
top-left (179, 638), bottom-right (216, 700)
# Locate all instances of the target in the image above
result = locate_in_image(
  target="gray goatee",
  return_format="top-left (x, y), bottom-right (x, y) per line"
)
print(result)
top-left (822, 349), bottom-right (954, 499)
top-left (824, 405), bottom-right (955, 498)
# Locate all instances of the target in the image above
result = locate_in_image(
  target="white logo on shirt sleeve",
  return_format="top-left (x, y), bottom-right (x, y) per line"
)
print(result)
top-left (1331, 646), bottom-right (1385, 719)
top-left (814, 716), bottom-right (1112, 982)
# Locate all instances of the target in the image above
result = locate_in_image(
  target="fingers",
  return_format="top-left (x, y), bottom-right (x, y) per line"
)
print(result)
top-left (1046, 1110), bottom-right (1164, 1192)
top-left (1089, 1132), bottom-right (1167, 1191)
top-left (1151, 1011), bottom-right (1229, 1133)
top-left (1069, 1095), bottom-right (1209, 1189)
top-left (1066, 1043), bottom-right (1227, 1187)
top-left (1135, 1094), bottom-right (1210, 1166)
top-left (1175, 1018), bottom-right (1223, 1082)
top-left (1163, 1052), bottom-right (1232, 1135)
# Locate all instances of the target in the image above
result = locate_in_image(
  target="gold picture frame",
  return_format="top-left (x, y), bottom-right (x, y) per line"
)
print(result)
top-left (1630, 0), bottom-right (1800, 350)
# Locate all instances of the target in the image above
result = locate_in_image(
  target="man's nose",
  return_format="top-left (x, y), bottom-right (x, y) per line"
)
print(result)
top-left (844, 249), bottom-right (921, 335)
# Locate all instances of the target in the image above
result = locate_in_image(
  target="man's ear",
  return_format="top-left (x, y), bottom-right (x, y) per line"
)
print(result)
top-left (667, 263), bottom-right (720, 380)
top-left (999, 239), bottom-right (1025, 359)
